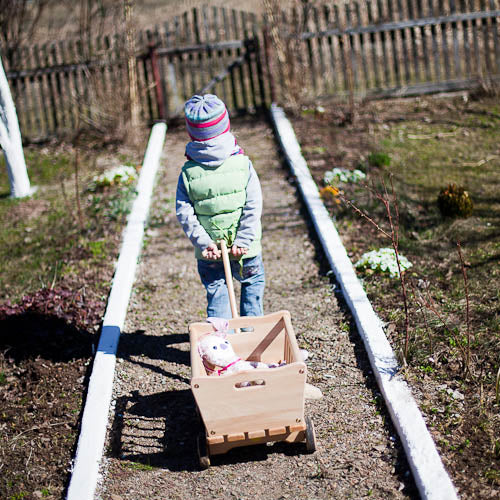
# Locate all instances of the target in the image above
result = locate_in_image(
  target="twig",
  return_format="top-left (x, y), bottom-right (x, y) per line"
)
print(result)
top-left (456, 241), bottom-right (472, 376)
top-left (338, 174), bottom-right (411, 360)
top-left (10, 421), bottom-right (71, 443)
top-left (419, 287), bottom-right (469, 366)
top-left (74, 148), bottom-right (84, 231)
top-left (495, 366), bottom-right (500, 405)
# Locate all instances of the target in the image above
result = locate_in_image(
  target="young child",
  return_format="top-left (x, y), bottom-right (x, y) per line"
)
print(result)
top-left (176, 94), bottom-right (265, 320)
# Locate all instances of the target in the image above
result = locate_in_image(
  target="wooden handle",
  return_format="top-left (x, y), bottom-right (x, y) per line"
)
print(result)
top-left (220, 240), bottom-right (239, 320)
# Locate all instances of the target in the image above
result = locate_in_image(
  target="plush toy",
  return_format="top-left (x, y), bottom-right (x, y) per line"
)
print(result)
top-left (198, 318), bottom-right (322, 399)
top-left (197, 318), bottom-right (284, 377)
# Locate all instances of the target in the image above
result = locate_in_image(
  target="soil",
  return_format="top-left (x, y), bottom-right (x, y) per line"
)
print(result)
top-left (2, 97), bottom-right (497, 499)
top-left (95, 119), bottom-right (418, 499)
top-left (0, 288), bottom-right (107, 499)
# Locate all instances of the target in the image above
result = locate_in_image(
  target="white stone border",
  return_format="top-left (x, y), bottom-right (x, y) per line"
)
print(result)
top-left (66, 122), bottom-right (167, 500)
top-left (269, 104), bottom-right (458, 500)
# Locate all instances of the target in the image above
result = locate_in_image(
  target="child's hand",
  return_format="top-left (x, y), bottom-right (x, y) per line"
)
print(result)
top-left (202, 243), bottom-right (221, 260)
top-left (231, 245), bottom-right (248, 257)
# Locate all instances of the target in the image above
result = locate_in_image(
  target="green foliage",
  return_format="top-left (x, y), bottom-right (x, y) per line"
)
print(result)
top-left (437, 183), bottom-right (473, 217)
top-left (368, 151), bottom-right (391, 168)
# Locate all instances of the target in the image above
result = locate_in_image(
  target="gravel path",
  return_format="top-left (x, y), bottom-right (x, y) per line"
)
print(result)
top-left (95, 117), bottom-right (417, 499)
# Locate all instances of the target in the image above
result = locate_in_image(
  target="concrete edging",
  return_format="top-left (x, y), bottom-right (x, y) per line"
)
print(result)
top-left (269, 104), bottom-right (458, 500)
top-left (66, 122), bottom-right (167, 500)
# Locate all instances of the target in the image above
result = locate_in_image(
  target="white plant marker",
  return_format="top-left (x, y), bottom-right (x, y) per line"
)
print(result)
top-left (270, 104), bottom-right (458, 500)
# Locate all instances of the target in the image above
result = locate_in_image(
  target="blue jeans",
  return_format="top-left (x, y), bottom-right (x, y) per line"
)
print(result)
top-left (197, 254), bottom-right (265, 319)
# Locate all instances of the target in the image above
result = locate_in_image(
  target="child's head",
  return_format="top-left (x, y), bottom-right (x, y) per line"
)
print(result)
top-left (184, 94), bottom-right (230, 141)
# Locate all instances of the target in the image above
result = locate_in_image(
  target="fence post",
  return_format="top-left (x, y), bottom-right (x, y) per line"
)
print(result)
top-left (148, 43), bottom-right (165, 121)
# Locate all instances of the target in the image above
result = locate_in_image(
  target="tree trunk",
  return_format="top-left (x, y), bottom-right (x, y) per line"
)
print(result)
top-left (0, 56), bottom-right (32, 198)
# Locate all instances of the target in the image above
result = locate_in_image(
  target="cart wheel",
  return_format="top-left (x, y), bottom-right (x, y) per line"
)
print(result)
top-left (197, 431), bottom-right (210, 469)
top-left (305, 415), bottom-right (317, 453)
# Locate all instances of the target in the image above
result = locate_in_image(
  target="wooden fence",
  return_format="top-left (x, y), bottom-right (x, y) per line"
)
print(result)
top-left (2, 1), bottom-right (500, 141)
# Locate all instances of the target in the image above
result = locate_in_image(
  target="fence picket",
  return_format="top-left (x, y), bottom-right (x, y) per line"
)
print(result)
top-left (232, 9), bottom-right (248, 110)
top-left (480, 0), bottom-right (492, 73)
top-left (334, 4), bottom-right (350, 91)
top-left (345, 3), bottom-right (360, 88)
top-left (406, 0), bottom-right (421, 81)
top-left (323, 4), bottom-right (340, 91)
top-left (355, 2), bottom-right (371, 88)
top-left (397, 0), bottom-right (412, 82)
top-left (376, 0), bottom-right (393, 85)
top-left (313, 5), bottom-right (328, 94)
top-left (222, 7), bottom-right (239, 109)
top-left (490, 0), bottom-right (500, 72)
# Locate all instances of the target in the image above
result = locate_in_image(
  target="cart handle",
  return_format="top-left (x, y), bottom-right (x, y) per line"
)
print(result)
top-left (220, 240), bottom-right (240, 327)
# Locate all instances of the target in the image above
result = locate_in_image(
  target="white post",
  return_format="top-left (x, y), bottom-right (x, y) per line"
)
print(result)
top-left (0, 56), bottom-right (32, 198)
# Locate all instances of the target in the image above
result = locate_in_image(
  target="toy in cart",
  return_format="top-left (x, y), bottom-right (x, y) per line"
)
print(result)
top-left (189, 241), bottom-right (318, 469)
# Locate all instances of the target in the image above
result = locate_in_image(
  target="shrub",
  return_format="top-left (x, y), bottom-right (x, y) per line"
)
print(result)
top-left (437, 183), bottom-right (473, 217)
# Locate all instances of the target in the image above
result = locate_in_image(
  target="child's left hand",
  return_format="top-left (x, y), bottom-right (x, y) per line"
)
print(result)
top-left (231, 245), bottom-right (248, 257)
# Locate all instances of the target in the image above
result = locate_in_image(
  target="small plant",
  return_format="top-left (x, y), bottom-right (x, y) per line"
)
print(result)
top-left (319, 185), bottom-right (341, 204)
top-left (323, 167), bottom-right (366, 185)
top-left (437, 183), bottom-right (473, 217)
top-left (88, 165), bottom-right (138, 191)
top-left (368, 152), bottom-right (391, 168)
top-left (355, 247), bottom-right (413, 278)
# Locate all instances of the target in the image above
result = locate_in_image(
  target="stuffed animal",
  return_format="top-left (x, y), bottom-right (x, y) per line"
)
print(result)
top-left (198, 318), bottom-right (322, 399)
top-left (197, 318), bottom-right (284, 377)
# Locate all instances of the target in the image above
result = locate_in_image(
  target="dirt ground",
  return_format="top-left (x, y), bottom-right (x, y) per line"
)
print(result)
top-left (94, 118), bottom-right (419, 499)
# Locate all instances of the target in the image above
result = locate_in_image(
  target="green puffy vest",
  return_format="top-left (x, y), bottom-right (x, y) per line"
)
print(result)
top-left (181, 154), bottom-right (262, 260)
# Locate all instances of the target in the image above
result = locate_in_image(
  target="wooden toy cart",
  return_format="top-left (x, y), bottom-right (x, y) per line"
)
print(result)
top-left (189, 242), bottom-right (316, 469)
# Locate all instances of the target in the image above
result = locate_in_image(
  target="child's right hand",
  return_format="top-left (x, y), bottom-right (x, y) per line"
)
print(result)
top-left (202, 243), bottom-right (221, 260)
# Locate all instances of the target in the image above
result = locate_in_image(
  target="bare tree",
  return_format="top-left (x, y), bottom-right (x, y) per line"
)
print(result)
top-left (0, 55), bottom-right (31, 198)
top-left (0, 0), bottom-right (51, 68)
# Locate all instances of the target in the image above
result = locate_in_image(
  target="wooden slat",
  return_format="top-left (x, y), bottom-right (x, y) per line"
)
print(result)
top-left (250, 12), bottom-right (267, 107)
top-left (417, 0), bottom-right (433, 80)
top-left (334, 4), bottom-right (350, 91)
top-left (312, 5), bottom-right (328, 93)
top-left (241, 11), bottom-right (258, 109)
top-left (25, 45), bottom-right (42, 136)
top-left (387, 0), bottom-right (402, 86)
top-left (355, 2), bottom-right (371, 88)
top-left (407, 0), bottom-right (422, 81)
top-left (192, 7), bottom-right (206, 95)
top-left (377, 0), bottom-right (393, 86)
top-left (397, 0), bottom-right (412, 82)
top-left (428, 0), bottom-right (442, 80)
top-left (469, 0), bottom-right (482, 76)
top-left (459, 0), bottom-right (472, 77)
top-left (490, 0), bottom-right (500, 73)
top-left (345, 2), bottom-right (359, 88)
top-left (222, 7), bottom-right (239, 109)
top-left (232, 8), bottom-right (248, 110)
top-left (213, 7), bottom-right (229, 104)
top-left (323, 4), bottom-right (340, 91)
top-left (480, 0), bottom-right (492, 73)
top-left (437, 0), bottom-right (452, 79)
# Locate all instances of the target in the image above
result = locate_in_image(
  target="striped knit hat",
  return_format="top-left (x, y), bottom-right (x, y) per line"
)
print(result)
top-left (184, 94), bottom-right (230, 141)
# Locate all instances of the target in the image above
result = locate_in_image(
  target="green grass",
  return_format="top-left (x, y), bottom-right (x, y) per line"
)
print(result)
top-left (0, 146), bottom-right (139, 302)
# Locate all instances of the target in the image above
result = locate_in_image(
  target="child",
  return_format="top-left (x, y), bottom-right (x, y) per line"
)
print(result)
top-left (176, 94), bottom-right (265, 320)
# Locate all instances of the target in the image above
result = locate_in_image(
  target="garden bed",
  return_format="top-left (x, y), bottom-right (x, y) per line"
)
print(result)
top-left (290, 92), bottom-right (500, 497)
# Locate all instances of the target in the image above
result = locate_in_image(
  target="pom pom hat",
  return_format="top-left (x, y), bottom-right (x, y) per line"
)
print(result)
top-left (184, 94), bottom-right (230, 141)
